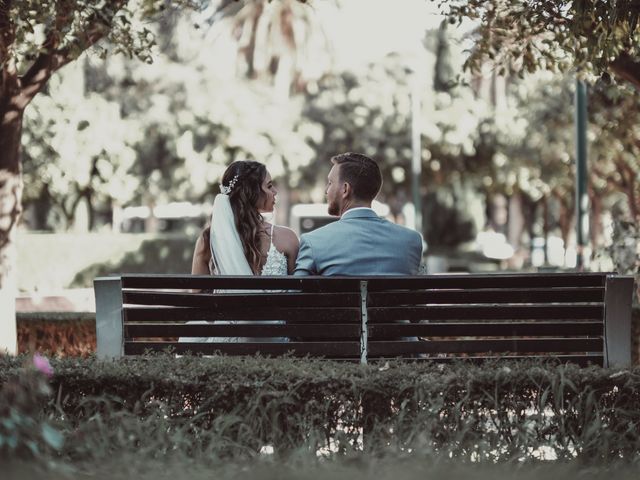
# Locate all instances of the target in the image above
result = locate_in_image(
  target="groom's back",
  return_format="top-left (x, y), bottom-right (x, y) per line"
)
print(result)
top-left (294, 211), bottom-right (423, 276)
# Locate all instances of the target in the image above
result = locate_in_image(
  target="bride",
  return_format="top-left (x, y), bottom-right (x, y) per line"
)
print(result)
top-left (185, 160), bottom-right (299, 343)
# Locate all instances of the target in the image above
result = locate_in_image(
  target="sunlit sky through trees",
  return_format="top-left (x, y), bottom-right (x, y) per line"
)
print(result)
top-left (319, 0), bottom-right (444, 69)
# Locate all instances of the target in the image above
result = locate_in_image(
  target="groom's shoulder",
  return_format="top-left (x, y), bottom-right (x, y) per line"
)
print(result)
top-left (389, 221), bottom-right (420, 236)
top-left (301, 219), bottom-right (342, 241)
top-left (385, 220), bottom-right (422, 242)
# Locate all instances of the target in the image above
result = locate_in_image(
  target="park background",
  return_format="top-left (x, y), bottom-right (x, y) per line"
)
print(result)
top-left (11, 0), bottom-right (639, 327)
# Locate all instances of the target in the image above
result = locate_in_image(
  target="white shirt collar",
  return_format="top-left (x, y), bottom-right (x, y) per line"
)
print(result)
top-left (344, 207), bottom-right (375, 214)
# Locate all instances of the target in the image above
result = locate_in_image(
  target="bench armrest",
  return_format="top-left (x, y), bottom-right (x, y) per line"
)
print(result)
top-left (604, 275), bottom-right (635, 368)
top-left (94, 277), bottom-right (124, 359)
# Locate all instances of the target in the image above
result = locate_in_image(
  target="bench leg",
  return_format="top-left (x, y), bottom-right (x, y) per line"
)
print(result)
top-left (604, 275), bottom-right (634, 368)
top-left (94, 277), bottom-right (124, 359)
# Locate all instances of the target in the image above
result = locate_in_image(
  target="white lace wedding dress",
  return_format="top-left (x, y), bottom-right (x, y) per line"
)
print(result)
top-left (181, 223), bottom-right (289, 344)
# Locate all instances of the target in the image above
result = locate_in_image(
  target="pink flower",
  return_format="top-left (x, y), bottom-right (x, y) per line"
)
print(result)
top-left (33, 353), bottom-right (54, 378)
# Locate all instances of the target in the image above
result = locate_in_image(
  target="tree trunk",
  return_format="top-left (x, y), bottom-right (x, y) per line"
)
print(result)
top-left (507, 190), bottom-right (526, 269)
top-left (554, 191), bottom-right (574, 266)
top-left (542, 195), bottom-right (549, 265)
top-left (0, 105), bottom-right (24, 355)
top-left (588, 183), bottom-right (604, 251)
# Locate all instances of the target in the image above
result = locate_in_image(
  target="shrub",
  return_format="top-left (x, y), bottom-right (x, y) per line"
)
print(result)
top-left (2, 355), bottom-right (640, 466)
top-left (0, 355), bottom-right (63, 460)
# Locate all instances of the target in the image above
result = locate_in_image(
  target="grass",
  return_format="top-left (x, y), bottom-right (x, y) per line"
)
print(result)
top-left (17, 232), bottom-right (193, 291)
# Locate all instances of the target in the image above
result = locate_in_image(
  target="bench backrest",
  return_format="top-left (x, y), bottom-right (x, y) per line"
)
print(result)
top-left (94, 273), bottom-right (635, 367)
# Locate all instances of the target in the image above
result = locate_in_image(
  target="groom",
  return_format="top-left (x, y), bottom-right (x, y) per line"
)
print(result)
top-left (294, 152), bottom-right (423, 276)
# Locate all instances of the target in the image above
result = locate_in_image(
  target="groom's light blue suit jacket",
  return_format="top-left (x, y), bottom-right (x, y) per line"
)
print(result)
top-left (294, 208), bottom-right (423, 276)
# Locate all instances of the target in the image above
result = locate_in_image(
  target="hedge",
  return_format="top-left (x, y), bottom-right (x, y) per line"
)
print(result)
top-left (2, 355), bottom-right (640, 467)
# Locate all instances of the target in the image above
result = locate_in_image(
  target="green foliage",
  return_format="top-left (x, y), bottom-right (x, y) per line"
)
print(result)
top-left (609, 219), bottom-right (640, 305)
top-left (212, 0), bottom-right (331, 93)
top-left (299, 63), bottom-right (414, 198)
top-left (439, 0), bottom-right (640, 84)
top-left (588, 84), bottom-right (640, 223)
top-left (300, 54), bottom-right (495, 197)
top-left (4, 0), bottom-right (201, 72)
top-left (477, 72), bottom-right (640, 257)
top-left (1, 355), bottom-right (640, 465)
top-left (20, 4), bottom-right (322, 229)
top-left (610, 219), bottom-right (640, 276)
top-left (22, 67), bottom-right (140, 229)
top-left (0, 356), bottom-right (63, 461)
top-left (422, 190), bottom-right (476, 248)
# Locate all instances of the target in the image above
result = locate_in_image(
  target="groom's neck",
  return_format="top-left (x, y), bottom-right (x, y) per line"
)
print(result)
top-left (340, 199), bottom-right (371, 216)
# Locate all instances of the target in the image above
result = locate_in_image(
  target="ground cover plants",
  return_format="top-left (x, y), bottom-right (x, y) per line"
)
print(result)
top-left (1, 354), bottom-right (640, 479)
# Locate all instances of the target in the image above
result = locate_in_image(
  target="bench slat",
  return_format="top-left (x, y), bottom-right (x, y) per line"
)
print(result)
top-left (368, 305), bottom-right (604, 322)
top-left (124, 341), bottom-right (360, 356)
top-left (123, 307), bottom-right (360, 323)
top-left (118, 273), bottom-right (609, 291)
top-left (365, 274), bottom-right (607, 290)
top-left (369, 355), bottom-right (604, 366)
top-left (121, 275), bottom-right (363, 291)
top-left (368, 338), bottom-right (603, 355)
top-left (125, 323), bottom-right (359, 338)
top-left (368, 321), bottom-right (603, 337)
top-left (125, 321), bottom-right (603, 339)
top-left (123, 291), bottom-right (359, 308)
top-left (368, 287), bottom-right (604, 306)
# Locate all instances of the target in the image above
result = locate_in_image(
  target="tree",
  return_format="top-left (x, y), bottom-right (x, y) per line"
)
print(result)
top-left (485, 71), bottom-right (640, 267)
top-left (439, 0), bottom-right (640, 90)
top-left (0, 0), bottom-right (255, 353)
top-left (210, 0), bottom-right (331, 97)
top-left (588, 84), bottom-right (640, 224)
top-left (491, 74), bottom-right (577, 262)
top-left (22, 64), bottom-right (140, 231)
top-left (21, 0), bottom-right (325, 232)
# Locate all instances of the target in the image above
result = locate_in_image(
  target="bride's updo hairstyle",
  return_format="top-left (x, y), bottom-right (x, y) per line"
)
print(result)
top-left (220, 160), bottom-right (268, 274)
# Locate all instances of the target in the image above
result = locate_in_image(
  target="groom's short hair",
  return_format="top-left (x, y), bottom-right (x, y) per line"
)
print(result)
top-left (331, 152), bottom-right (382, 202)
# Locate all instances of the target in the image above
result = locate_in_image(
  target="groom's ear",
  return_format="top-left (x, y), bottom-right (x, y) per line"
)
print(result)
top-left (342, 181), bottom-right (352, 198)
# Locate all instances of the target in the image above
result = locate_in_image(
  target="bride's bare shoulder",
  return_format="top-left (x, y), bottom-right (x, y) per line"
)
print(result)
top-left (273, 225), bottom-right (299, 249)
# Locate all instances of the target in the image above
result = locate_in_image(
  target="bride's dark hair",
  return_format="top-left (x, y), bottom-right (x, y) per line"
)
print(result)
top-left (217, 160), bottom-right (268, 274)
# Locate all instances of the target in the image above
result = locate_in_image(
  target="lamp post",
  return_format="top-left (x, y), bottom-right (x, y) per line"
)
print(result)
top-left (575, 79), bottom-right (588, 270)
top-left (411, 78), bottom-right (423, 234)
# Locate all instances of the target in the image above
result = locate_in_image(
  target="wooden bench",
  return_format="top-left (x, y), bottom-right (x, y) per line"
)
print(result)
top-left (94, 273), bottom-right (635, 367)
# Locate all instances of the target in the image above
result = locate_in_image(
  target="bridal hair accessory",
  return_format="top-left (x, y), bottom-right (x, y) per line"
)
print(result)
top-left (220, 174), bottom-right (239, 195)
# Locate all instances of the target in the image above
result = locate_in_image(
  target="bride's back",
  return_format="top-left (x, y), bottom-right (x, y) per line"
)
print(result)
top-left (257, 223), bottom-right (299, 275)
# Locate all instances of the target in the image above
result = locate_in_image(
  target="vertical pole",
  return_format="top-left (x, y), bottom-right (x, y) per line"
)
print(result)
top-left (359, 281), bottom-right (368, 365)
top-left (94, 277), bottom-right (124, 358)
top-left (411, 81), bottom-right (423, 234)
top-left (575, 79), bottom-right (589, 269)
